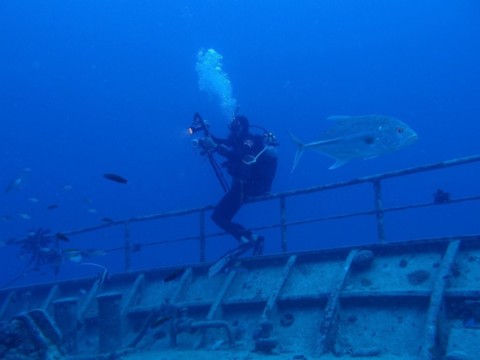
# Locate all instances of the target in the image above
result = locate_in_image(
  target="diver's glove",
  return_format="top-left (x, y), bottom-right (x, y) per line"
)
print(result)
top-left (198, 136), bottom-right (218, 153)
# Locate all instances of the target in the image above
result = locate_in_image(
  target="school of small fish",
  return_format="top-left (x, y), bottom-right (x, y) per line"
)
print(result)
top-left (1, 169), bottom-right (129, 286)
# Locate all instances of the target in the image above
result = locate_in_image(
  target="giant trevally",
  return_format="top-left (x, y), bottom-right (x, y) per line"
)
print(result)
top-left (291, 115), bottom-right (418, 170)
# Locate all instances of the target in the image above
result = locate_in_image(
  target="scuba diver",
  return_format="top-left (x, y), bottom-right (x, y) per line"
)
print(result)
top-left (194, 114), bottom-right (278, 257)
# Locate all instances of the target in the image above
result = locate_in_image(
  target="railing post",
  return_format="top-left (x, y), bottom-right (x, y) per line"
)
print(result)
top-left (280, 195), bottom-right (288, 252)
top-left (199, 209), bottom-right (206, 263)
top-left (373, 180), bottom-right (386, 243)
top-left (124, 221), bottom-right (131, 272)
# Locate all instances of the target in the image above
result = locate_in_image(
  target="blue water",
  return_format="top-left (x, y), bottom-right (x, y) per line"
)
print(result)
top-left (1, 0), bottom-right (479, 287)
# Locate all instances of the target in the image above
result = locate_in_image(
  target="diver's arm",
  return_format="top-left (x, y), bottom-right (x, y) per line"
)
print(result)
top-left (207, 135), bottom-right (237, 160)
top-left (216, 144), bottom-right (236, 160)
top-left (210, 134), bottom-right (229, 146)
top-left (217, 138), bottom-right (254, 161)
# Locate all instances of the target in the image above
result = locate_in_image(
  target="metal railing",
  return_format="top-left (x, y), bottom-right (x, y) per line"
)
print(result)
top-left (5, 154), bottom-right (480, 273)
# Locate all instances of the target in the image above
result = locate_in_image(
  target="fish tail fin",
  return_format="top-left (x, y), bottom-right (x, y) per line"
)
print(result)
top-left (290, 133), bottom-right (305, 172)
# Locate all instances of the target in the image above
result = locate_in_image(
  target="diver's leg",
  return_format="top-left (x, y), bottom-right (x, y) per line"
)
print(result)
top-left (211, 186), bottom-right (247, 242)
top-left (241, 182), bottom-right (266, 252)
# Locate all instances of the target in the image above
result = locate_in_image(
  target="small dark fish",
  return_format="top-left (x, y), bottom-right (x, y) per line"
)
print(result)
top-left (433, 189), bottom-right (451, 204)
top-left (163, 268), bottom-right (185, 282)
top-left (103, 173), bottom-right (128, 184)
top-left (101, 217), bottom-right (115, 224)
top-left (55, 232), bottom-right (70, 242)
top-left (0, 215), bottom-right (13, 222)
top-left (47, 204), bottom-right (59, 210)
top-left (150, 315), bottom-right (173, 329)
top-left (132, 243), bottom-right (142, 252)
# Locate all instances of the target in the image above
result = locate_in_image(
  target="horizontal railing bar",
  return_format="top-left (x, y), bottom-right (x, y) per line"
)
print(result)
top-left (98, 195), bottom-right (480, 253)
top-left (7, 205), bottom-right (214, 246)
top-left (277, 195), bottom-right (480, 229)
top-left (101, 231), bottom-right (230, 253)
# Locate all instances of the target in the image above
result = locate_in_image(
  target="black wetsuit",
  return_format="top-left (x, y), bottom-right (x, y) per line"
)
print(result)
top-left (211, 133), bottom-right (277, 242)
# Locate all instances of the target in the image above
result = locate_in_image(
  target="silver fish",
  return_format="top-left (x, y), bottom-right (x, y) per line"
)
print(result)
top-left (291, 115), bottom-right (418, 170)
top-left (4, 168), bottom-right (31, 193)
top-left (18, 213), bottom-right (31, 220)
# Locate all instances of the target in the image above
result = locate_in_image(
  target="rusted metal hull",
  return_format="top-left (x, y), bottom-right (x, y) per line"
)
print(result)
top-left (1, 235), bottom-right (479, 360)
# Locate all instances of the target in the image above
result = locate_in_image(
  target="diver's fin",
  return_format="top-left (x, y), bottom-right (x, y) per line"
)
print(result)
top-left (328, 158), bottom-right (349, 169)
top-left (290, 133), bottom-right (305, 172)
top-left (208, 255), bottom-right (231, 278)
top-left (208, 244), bottom-right (252, 278)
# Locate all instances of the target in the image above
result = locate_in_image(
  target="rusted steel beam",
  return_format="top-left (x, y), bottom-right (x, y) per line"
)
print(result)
top-left (128, 268), bottom-right (192, 349)
top-left (194, 270), bottom-right (238, 349)
top-left (41, 284), bottom-right (59, 311)
top-left (121, 273), bottom-right (145, 316)
top-left (261, 255), bottom-right (297, 320)
top-left (420, 239), bottom-right (461, 360)
top-left (206, 270), bottom-right (237, 321)
top-left (77, 277), bottom-right (103, 322)
top-left (0, 291), bottom-right (15, 319)
top-left (318, 249), bottom-right (358, 354)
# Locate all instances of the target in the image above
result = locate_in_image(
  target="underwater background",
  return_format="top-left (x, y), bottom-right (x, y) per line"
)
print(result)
top-left (0, 0), bottom-right (479, 288)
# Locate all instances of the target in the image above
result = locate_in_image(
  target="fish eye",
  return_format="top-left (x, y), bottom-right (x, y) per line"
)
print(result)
top-left (396, 127), bottom-right (404, 134)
